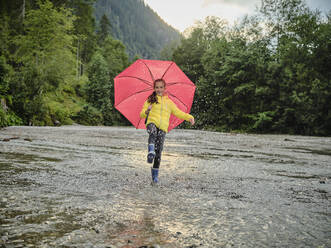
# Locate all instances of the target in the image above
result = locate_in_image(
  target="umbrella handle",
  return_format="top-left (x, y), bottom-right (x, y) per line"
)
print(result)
top-left (145, 112), bottom-right (149, 125)
top-left (144, 105), bottom-right (152, 125)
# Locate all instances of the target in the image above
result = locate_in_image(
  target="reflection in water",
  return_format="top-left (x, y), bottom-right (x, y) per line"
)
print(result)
top-left (0, 126), bottom-right (330, 247)
top-left (106, 210), bottom-right (175, 247)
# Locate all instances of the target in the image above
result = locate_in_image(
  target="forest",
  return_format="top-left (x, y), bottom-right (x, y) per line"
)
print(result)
top-left (94, 0), bottom-right (181, 58)
top-left (0, 0), bottom-right (330, 136)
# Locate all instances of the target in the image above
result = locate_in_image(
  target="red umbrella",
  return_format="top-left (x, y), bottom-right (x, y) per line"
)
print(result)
top-left (114, 59), bottom-right (195, 132)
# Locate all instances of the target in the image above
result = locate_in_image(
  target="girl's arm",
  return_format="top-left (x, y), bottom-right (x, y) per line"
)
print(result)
top-left (170, 101), bottom-right (194, 125)
top-left (140, 101), bottom-right (149, 119)
top-left (189, 117), bottom-right (195, 125)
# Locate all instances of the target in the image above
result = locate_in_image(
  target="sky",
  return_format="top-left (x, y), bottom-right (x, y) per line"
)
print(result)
top-left (143, 0), bottom-right (331, 32)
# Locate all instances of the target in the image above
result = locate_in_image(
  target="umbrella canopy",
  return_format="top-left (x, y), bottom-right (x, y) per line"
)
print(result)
top-left (114, 59), bottom-right (195, 132)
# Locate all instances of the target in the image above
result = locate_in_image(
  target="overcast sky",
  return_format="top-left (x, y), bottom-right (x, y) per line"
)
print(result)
top-left (144, 0), bottom-right (331, 32)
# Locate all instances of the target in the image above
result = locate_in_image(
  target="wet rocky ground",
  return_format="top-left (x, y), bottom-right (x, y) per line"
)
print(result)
top-left (0, 125), bottom-right (330, 248)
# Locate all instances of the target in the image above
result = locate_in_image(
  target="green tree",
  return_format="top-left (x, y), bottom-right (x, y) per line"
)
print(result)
top-left (0, 56), bottom-right (11, 127)
top-left (69, 0), bottom-right (97, 75)
top-left (172, 18), bottom-right (228, 129)
top-left (15, 0), bottom-right (76, 86)
top-left (102, 36), bottom-right (129, 79)
top-left (10, 0), bottom-right (77, 125)
top-left (86, 51), bottom-right (113, 125)
top-left (0, 15), bottom-right (10, 58)
top-left (10, 64), bottom-right (48, 125)
top-left (0, 56), bottom-right (10, 98)
top-left (258, 0), bottom-right (331, 135)
top-left (97, 14), bottom-right (112, 45)
top-left (159, 40), bottom-right (179, 60)
top-left (260, 0), bottom-right (307, 54)
top-left (101, 36), bottom-right (129, 125)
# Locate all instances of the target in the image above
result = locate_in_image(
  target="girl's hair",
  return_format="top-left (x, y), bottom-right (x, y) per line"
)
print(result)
top-left (147, 79), bottom-right (165, 104)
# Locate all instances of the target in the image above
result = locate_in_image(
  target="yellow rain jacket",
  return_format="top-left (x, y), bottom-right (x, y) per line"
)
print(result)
top-left (140, 95), bottom-right (193, 133)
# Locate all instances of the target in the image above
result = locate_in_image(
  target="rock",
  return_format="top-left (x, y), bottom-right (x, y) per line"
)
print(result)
top-left (14, 244), bottom-right (24, 248)
top-left (24, 138), bottom-right (32, 142)
top-left (12, 239), bottom-right (25, 244)
top-left (2, 138), bottom-right (10, 142)
top-left (54, 120), bottom-right (61, 126)
top-left (319, 177), bottom-right (327, 184)
top-left (173, 231), bottom-right (182, 238)
top-left (115, 242), bottom-right (124, 247)
top-left (1, 236), bottom-right (8, 242)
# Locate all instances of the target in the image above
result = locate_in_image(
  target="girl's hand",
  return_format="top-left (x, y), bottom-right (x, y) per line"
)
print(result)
top-left (145, 105), bottom-right (152, 114)
top-left (189, 117), bottom-right (195, 125)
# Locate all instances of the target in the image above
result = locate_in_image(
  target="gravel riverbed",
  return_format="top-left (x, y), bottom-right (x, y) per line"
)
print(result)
top-left (0, 126), bottom-right (330, 247)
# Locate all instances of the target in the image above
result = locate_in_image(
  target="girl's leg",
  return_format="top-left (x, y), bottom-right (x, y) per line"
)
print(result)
top-left (147, 123), bottom-right (157, 145)
top-left (153, 129), bottom-right (166, 169)
top-left (147, 123), bottom-right (157, 163)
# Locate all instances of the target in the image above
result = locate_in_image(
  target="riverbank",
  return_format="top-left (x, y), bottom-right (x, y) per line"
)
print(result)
top-left (1, 126), bottom-right (330, 247)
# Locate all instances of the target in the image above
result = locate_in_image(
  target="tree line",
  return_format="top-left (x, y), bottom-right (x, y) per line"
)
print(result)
top-left (172, 0), bottom-right (331, 136)
top-left (0, 0), bottom-right (330, 136)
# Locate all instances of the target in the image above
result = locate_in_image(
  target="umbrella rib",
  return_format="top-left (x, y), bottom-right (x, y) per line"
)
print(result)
top-left (137, 118), bottom-right (143, 129)
top-left (114, 88), bottom-right (152, 107)
top-left (167, 92), bottom-right (189, 110)
top-left (161, 62), bottom-right (174, 80)
top-left (116, 75), bottom-right (153, 86)
top-left (141, 60), bottom-right (155, 82)
top-left (166, 81), bottom-right (195, 86)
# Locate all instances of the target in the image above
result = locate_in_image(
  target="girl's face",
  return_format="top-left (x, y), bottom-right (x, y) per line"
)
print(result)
top-left (154, 80), bottom-right (165, 96)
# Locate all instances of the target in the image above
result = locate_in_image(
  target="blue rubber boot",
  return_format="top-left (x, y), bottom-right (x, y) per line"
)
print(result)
top-left (151, 167), bottom-right (159, 183)
top-left (147, 144), bottom-right (155, 163)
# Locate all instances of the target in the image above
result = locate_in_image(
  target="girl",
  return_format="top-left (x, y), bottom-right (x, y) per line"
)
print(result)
top-left (140, 79), bottom-right (195, 184)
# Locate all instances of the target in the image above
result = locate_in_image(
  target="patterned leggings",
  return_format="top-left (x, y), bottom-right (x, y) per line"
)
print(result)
top-left (147, 123), bottom-right (166, 169)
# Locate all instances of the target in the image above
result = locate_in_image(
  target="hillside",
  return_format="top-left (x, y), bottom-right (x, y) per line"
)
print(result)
top-left (94, 0), bottom-right (181, 59)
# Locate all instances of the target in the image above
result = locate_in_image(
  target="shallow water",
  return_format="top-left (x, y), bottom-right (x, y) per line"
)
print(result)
top-left (0, 126), bottom-right (330, 248)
